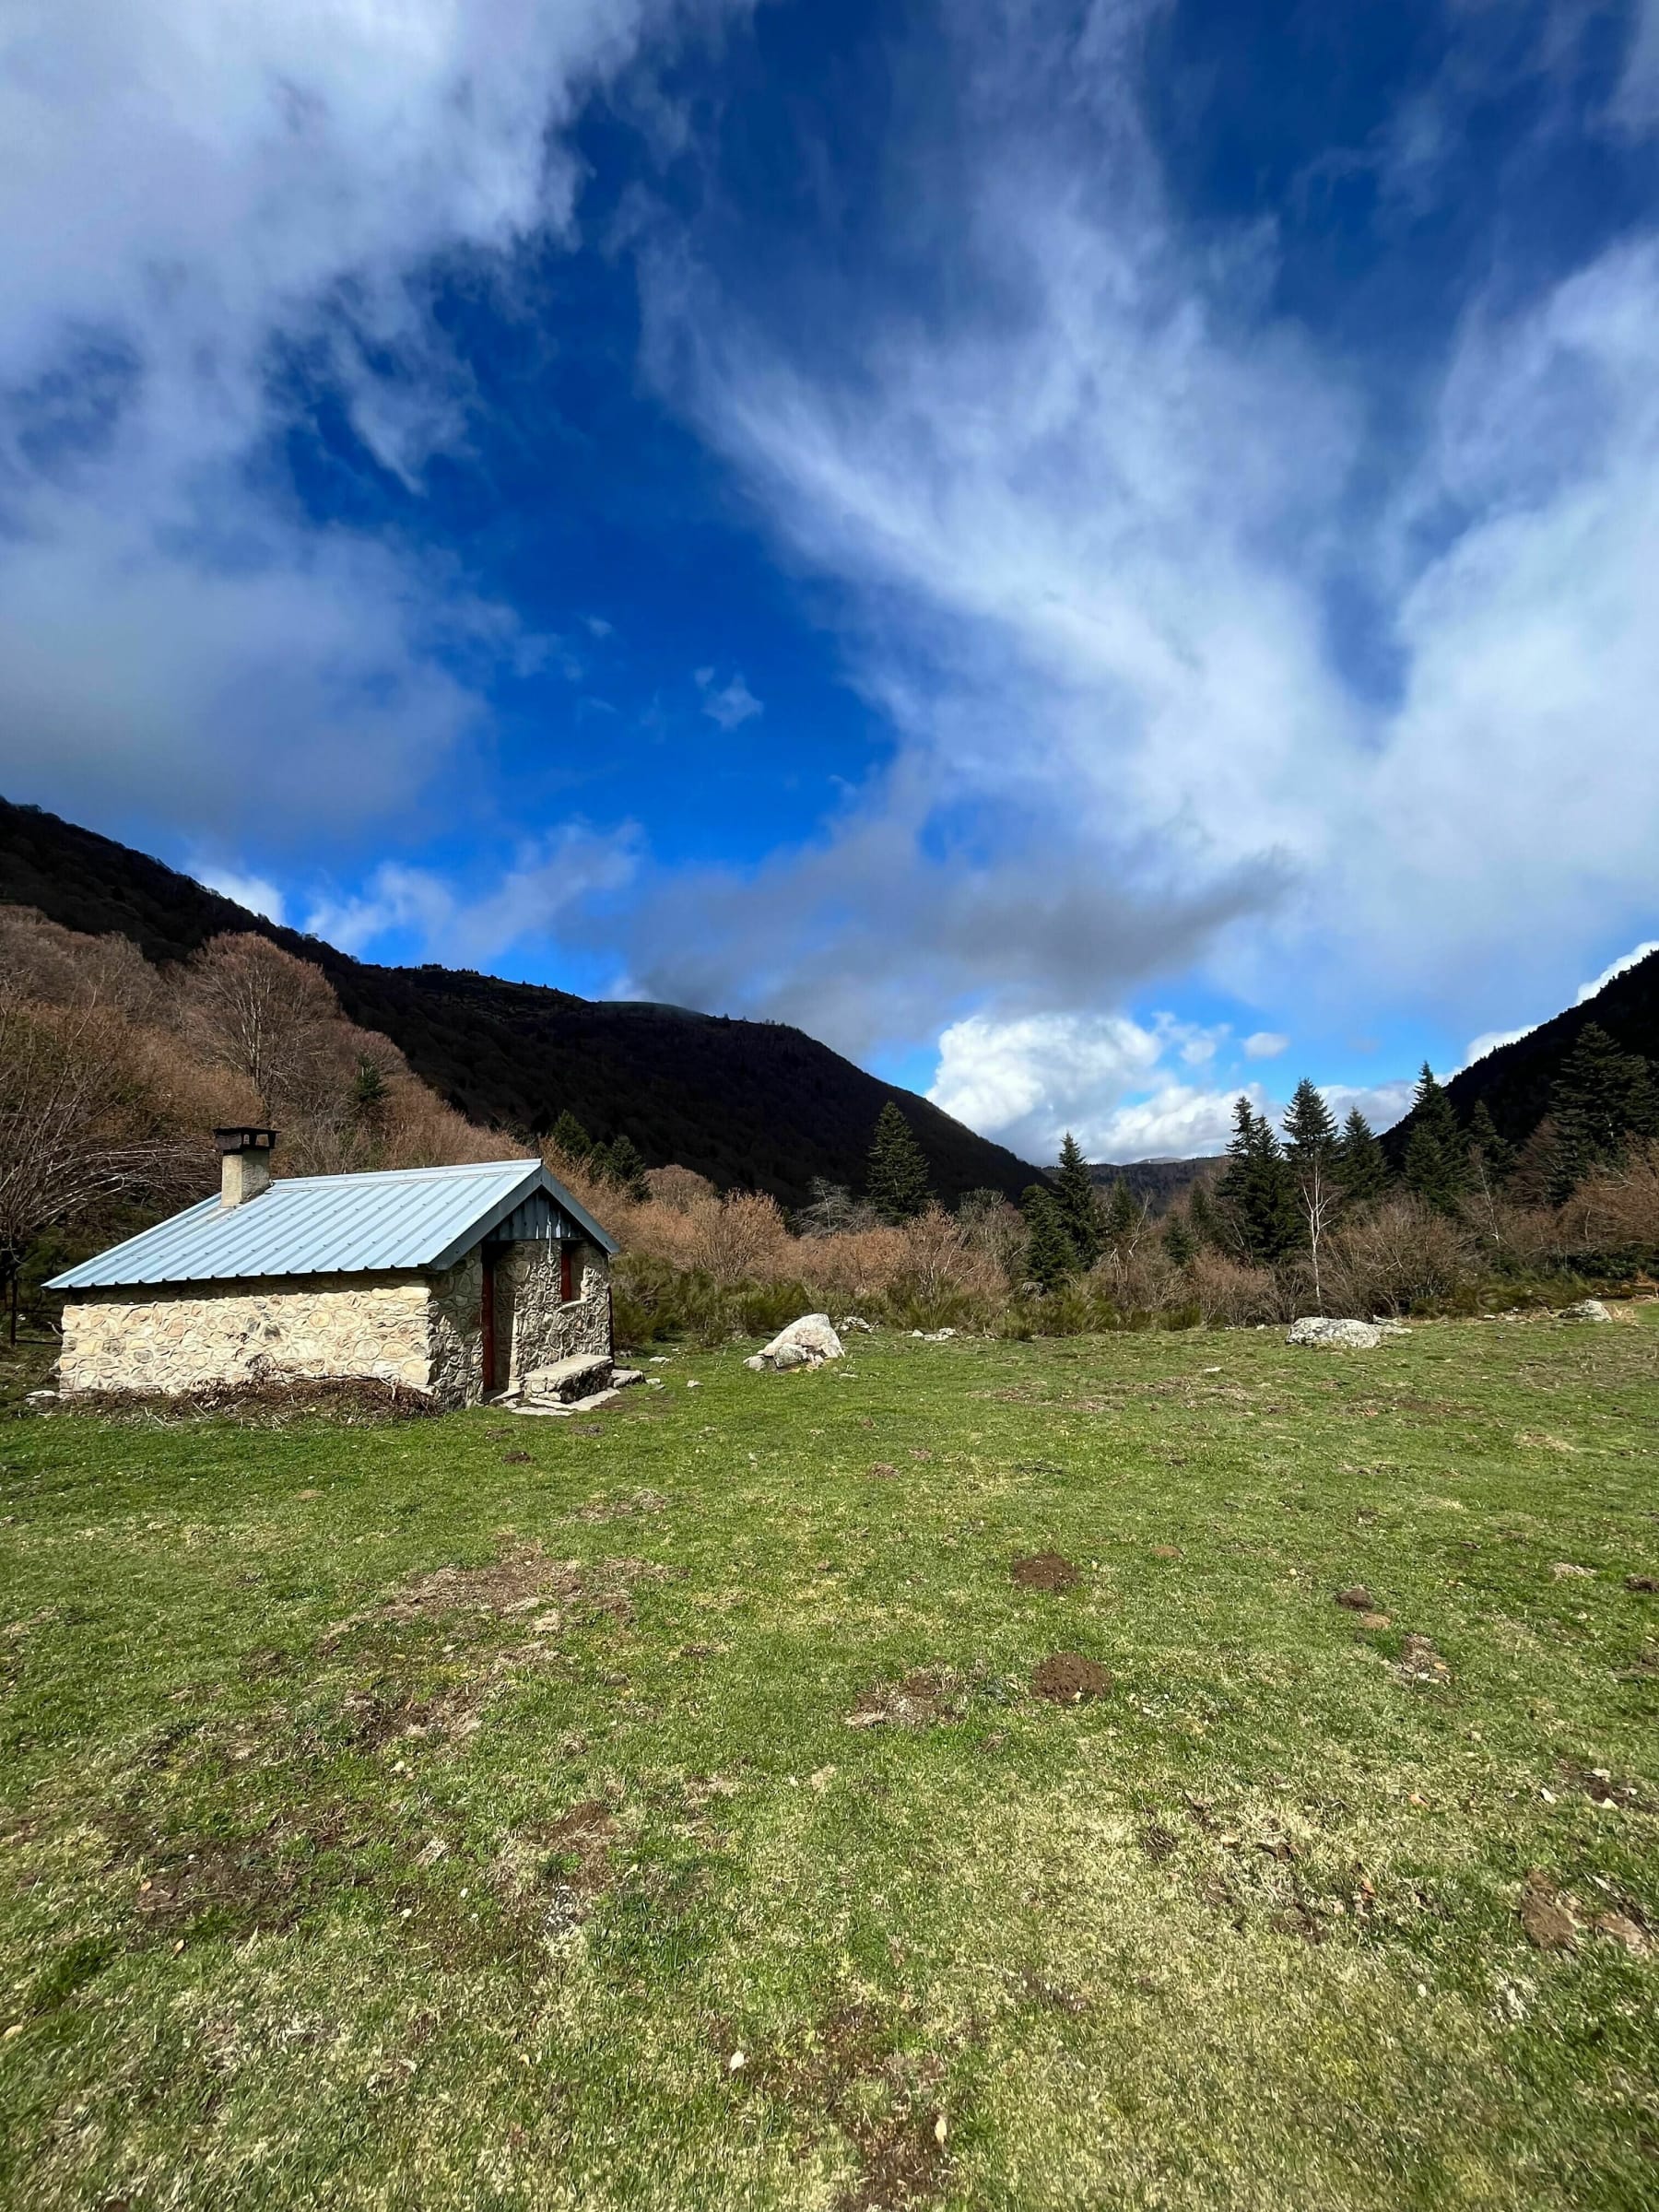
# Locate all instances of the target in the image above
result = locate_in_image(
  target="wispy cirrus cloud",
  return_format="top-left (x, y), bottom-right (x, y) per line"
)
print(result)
top-left (629, 0), bottom-right (1659, 1130)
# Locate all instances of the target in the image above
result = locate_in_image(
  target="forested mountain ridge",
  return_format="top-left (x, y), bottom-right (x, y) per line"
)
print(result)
top-left (1383, 947), bottom-right (1659, 1163)
top-left (0, 798), bottom-right (1040, 1208)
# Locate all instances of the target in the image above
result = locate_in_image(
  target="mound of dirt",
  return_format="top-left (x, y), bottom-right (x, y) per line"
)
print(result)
top-left (50, 1374), bottom-right (440, 1427)
top-left (1335, 1585), bottom-right (1376, 1611)
top-left (1012, 1551), bottom-right (1081, 1593)
top-left (1030, 1653), bottom-right (1112, 1703)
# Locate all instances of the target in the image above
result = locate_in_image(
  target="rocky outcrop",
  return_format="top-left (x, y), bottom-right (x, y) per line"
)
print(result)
top-left (1287, 1316), bottom-right (1383, 1349)
top-left (1559, 1299), bottom-right (1613, 1323)
top-left (745, 1314), bottom-right (844, 1371)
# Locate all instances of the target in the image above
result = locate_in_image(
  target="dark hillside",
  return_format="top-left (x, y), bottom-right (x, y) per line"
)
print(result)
top-left (1384, 947), bottom-right (1659, 1161)
top-left (1087, 1156), bottom-right (1223, 1212)
top-left (0, 798), bottom-right (1040, 1208)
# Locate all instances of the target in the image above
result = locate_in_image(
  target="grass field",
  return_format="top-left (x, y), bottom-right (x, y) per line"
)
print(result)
top-left (2, 1315), bottom-right (1657, 2210)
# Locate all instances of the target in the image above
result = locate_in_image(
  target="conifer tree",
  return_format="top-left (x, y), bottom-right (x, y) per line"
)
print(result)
top-left (1021, 1184), bottom-right (1077, 1289)
top-left (1217, 1096), bottom-right (1300, 1263)
top-left (1186, 1181), bottom-right (1222, 1250)
top-left (1334, 1106), bottom-right (1388, 1204)
top-left (1161, 1211), bottom-right (1197, 1268)
top-left (549, 1110), bottom-right (591, 1161)
top-left (1283, 1077), bottom-right (1341, 1307)
top-left (1467, 1100), bottom-right (1514, 1189)
top-left (866, 1101), bottom-right (934, 1220)
top-left (1283, 1078), bottom-right (1337, 1169)
top-left (1102, 1177), bottom-right (1141, 1253)
top-left (1053, 1133), bottom-right (1105, 1266)
top-left (1547, 1022), bottom-right (1655, 1198)
top-left (604, 1132), bottom-right (649, 1201)
top-left (1403, 1064), bottom-right (1466, 1213)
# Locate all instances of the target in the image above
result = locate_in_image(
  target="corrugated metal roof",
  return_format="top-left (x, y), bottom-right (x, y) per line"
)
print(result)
top-left (47, 1159), bottom-right (619, 1291)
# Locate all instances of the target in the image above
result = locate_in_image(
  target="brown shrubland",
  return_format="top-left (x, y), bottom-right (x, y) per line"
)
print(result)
top-left (6, 896), bottom-right (1656, 1341)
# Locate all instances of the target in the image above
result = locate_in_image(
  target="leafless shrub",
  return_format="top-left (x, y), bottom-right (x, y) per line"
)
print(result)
top-left (1555, 1140), bottom-right (1659, 1255)
top-left (643, 1164), bottom-right (717, 1213)
top-left (1188, 1250), bottom-right (1284, 1325)
top-left (1324, 1197), bottom-right (1469, 1317)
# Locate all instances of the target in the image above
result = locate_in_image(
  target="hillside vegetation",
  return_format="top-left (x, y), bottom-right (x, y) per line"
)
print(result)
top-left (2, 1320), bottom-right (1655, 2207)
top-left (0, 799), bottom-right (1038, 1209)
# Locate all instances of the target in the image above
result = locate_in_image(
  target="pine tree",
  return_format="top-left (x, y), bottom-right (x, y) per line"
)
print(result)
top-left (351, 1057), bottom-right (389, 1127)
top-left (1053, 1133), bottom-right (1104, 1265)
top-left (1216, 1097), bottom-right (1300, 1263)
top-left (1161, 1211), bottom-right (1197, 1268)
top-left (549, 1110), bottom-right (591, 1162)
top-left (1102, 1177), bottom-right (1141, 1253)
top-left (1334, 1106), bottom-right (1388, 1204)
top-left (866, 1102), bottom-right (934, 1220)
top-left (1547, 1022), bottom-right (1655, 1198)
top-left (585, 1138), bottom-right (615, 1184)
top-left (604, 1133), bottom-right (649, 1201)
top-left (1187, 1181), bottom-right (1222, 1250)
top-left (1403, 1064), bottom-right (1466, 1213)
top-left (1467, 1100), bottom-right (1514, 1189)
top-left (1283, 1077), bottom-right (1341, 1307)
top-left (1021, 1185), bottom-right (1077, 1289)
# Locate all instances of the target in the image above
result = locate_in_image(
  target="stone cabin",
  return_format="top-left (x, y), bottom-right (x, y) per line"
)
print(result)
top-left (48, 1129), bottom-right (618, 1406)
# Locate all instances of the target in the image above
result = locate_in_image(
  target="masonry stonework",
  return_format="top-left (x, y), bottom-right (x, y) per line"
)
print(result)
top-left (59, 1240), bottom-right (615, 1406)
top-left (60, 1274), bottom-right (432, 1396)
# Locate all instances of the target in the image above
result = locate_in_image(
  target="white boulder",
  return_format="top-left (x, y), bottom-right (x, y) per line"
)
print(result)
top-left (1559, 1299), bottom-right (1613, 1324)
top-left (745, 1314), bottom-right (844, 1372)
top-left (1287, 1316), bottom-right (1383, 1350)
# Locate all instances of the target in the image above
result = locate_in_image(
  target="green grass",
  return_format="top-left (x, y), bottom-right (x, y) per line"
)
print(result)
top-left (2, 1318), bottom-right (1657, 2210)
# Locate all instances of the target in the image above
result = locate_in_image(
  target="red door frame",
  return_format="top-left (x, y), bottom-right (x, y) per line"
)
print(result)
top-left (559, 1238), bottom-right (575, 1303)
top-left (480, 1246), bottom-right (499, 1394)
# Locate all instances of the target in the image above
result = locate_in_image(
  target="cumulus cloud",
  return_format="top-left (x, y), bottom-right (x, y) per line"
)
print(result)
top-left (926, 1007), bottom-right (1249, 1162)
top-left (1243, 1031), bottom-right (1288, 1060)
top-left (0, 0), bottom-right (734, 838)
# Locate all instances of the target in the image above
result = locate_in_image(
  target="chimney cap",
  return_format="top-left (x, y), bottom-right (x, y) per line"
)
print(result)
top-left (213, 1126), bottom-right (277, 1155)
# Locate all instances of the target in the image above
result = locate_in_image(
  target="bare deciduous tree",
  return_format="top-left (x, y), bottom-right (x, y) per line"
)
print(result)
top-left (178, 934), bottom-right (342, 1120)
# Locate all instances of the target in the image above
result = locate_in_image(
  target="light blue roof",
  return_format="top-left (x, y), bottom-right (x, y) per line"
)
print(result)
top-left (47, 1159), bottom-right (618, 1291)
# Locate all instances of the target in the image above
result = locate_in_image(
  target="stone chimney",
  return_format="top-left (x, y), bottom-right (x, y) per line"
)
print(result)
top-left (215, 1126), bottom-right (276, 1208)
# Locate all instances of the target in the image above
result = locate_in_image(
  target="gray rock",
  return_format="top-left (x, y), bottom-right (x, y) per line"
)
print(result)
top-left (747, 1314), bottom-right (845, 1373)
top-left (1559, 1299), bottom-right (1613, 1323)
top-left (1287, 1316), bottom-right (1383, 1350)
top-left (610, 1368), bottom-right (645, 1388)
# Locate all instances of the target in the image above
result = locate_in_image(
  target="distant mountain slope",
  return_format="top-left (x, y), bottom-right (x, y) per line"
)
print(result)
top-left (0, 798), bottom-right (1041, 1209)
top-left (1385, 947), bottom-right (1659, 1161)
top-left (1087, 1157), bottom-right (1222, 1211)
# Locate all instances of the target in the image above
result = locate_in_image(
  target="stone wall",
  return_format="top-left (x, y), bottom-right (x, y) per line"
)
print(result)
top-left (59, 1239), bottom-right (614, 1407)
top-left (427, 1252), bottom-right (484, 1406)
top-left (500, 1240), bottom-right (610, 1379)
top-left (60, 1273), bottom-right (431, 1396)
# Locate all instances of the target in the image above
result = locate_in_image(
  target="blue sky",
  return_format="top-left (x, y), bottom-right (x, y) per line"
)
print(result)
top-left (3, 0), bottom-right (1658, 1163)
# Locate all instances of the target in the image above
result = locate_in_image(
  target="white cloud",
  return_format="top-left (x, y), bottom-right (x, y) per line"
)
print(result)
top-left (1242, 1030), bottom-right (1288, 1060)
top-left (636, 3), bottom-right (1659, 1098)
top-left (305, 822), bottom-right (640, 962)
top-left (695, 666), bottom-right (764, 729)
top-left (192, 864), bottom-right (288, 926)
top-left (1457, 934), bottom-right (1659, 1068)
top-left (1576, 937), bottom-right (1659, 1003)
top-left (0, 0), bottom-right (735, 837)
top-left (1462, 1025), bottom-right (1535, 1067)
top-left (926, 1007), bottom-right (1244, 1161)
